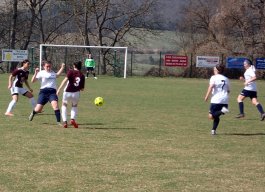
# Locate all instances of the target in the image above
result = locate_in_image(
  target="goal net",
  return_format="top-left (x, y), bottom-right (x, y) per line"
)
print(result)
top-left (39, 44), bottom-right (128, 78)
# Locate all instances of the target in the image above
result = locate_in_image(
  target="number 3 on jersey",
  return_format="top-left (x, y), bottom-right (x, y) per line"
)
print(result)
top-left (74, 77), bottom-right (81, 87)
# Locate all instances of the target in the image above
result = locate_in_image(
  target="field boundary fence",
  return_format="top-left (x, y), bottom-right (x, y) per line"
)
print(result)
top-left (1, 48), bottom-right (265, 79)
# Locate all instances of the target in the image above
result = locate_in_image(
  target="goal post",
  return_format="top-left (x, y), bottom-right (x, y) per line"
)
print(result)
top-left (39, 44), bottom-right (128, 78)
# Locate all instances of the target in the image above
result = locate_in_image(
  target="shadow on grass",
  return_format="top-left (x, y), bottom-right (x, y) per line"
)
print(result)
top-left (79, 127), bottom-right (137, 130)
top-left (78, 123), bottom-right (137, 130)
top-left (223, 133), bottom-right (265, 136)
top-left (234, 118), bottom-right (262, 121)
top-left (41, 122), bottom-right (137, 130)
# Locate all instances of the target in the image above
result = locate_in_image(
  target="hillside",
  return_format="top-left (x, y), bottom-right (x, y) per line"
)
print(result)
top-left (126, 30), bottom-right (179, 52)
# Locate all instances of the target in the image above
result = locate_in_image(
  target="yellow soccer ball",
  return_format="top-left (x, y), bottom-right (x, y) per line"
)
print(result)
top-left (94, 97), bottom-right (104, 106)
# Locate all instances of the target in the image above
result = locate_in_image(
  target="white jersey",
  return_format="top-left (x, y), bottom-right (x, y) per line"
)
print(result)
top-left (244, 68), bottom-right (257, 91)
top-left (209, 74), bottom-right (230, 104)
top-left (36, 70), bottom-right (57, 89)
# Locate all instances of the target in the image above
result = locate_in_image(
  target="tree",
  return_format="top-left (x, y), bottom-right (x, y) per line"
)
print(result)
top-left (215, 0), bottom-right (265, 56)
top-left (69, 0), bottom-right (158, 74)
top-left (176, 0), bottom-right (265, 57)
top-left (176, 0), bottom-right (220, 54)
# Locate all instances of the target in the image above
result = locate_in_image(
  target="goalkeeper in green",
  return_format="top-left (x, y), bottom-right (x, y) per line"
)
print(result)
top-left (85, 53), bottom-right (97, 79)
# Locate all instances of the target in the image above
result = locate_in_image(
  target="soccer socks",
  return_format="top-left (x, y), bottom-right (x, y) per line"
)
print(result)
top-left (61, 106), bottom-right (78, 122)
top-left (54, 109), bottom-right (61, 123)
top-left (212, 117), bottom-right (220, 131)
top-left (256, 103), bottom-right (265, 114)
top-left (61, 105), bottom-right (67, 122)
top-left (6, 100), bottom-right (16, 113)
top-left (239, 102), bottom-right (244, 114)
top-left (71, 107), bottom-right (77, 120)
top-left (29, 97), bottom-right (36, 109)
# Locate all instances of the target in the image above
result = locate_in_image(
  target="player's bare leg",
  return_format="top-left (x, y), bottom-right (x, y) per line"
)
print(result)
top-left (29, 104), bottom-right (44, 121)
top-left (25, 92), bottom-right (36, 109)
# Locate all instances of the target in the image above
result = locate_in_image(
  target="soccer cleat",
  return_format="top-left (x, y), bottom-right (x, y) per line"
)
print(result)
top-left (57, 123), bottom-right (63, 127)
top-left (63, 121), bottom-right (68, 128)
top-left (94, 77), bottom-right (98, 79)
top-left (261, 113), bottom-right (265, 121)
top-left (5, 112), bottom-right (14, 116)
top-left (70, 119), bottom-right (78, 128)
top-left (221, 107), bottom-right (229, 114)
top-left (28, 111), bottom-right (35, 121)
top-left (211, 130), bottom-right (216, 135)
top-left (235, 114), bottom-right (245, 118)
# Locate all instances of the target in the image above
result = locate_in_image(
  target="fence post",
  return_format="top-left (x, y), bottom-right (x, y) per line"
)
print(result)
top-left (130, 51), bottom-right (133, 76)
top-left (64, 47), bottom-right (68, 73)
top-left (30, 47), bottom-right (34, 74)
top-left (98, 50), bottom-right (100, 75)
top-left (159, 51), bottom-right (162, 77)
top-left (189, 53), bottom-right (193, 78)
top-left (114, 50), bottom-right (117, 76)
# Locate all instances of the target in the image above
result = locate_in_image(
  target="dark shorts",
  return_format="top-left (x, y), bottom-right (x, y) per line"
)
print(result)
top-left (209, 104), bottom-right (228, 114)
top-left (86, 67), bottom-right (94, 71)
top-left (37, 88), bottom-right (58, 105)
top-left (240, 89), bottom-right (257, 99)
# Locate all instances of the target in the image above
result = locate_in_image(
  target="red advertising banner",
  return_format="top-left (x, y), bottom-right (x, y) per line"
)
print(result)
top-left (164, 55), bottom-right (188, 67)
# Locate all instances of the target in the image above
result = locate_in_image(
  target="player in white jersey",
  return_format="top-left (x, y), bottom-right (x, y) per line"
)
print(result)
top-left (236, 59), bottom-right (265, 120)
top-left (204, 64), bottom-right (230, 135)
top-left (28, 60), bottom-right (65, 125)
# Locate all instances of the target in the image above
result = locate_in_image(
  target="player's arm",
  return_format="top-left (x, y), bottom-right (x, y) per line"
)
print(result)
top-left (56, 63), bottom-right (65, 77)
top-left (24, 80), bottom-right (33, 92)
top-left (7, 74), bottom-right (15, 89)
top-left (204, 84), bottom-right (214, 102)
top-left (56, 77), bottom-right (68, 95)
top-left (244, 75), bottom-right (257, 85)
top-left (31, 68), bottom-right (40, 83)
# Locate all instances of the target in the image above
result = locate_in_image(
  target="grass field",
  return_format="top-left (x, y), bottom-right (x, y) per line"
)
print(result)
top-left (0, 74), bottom-right (264, 192)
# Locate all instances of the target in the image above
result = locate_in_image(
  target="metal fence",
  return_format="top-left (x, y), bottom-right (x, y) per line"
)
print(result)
top-left (1, 48), bottom-right (265, 79)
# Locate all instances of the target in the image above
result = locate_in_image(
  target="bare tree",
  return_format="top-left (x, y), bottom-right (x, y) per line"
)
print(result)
top-left (0, 1), bottom-right (13, 49)
top-left (177, 0), bottom-right (265, 57)
top-left (10, 0), bottom-right (18, 50)
top-left (33, 0), bottom-right (74, 44)
top-left (69, 0), bottom-right (158, 74)
top-left (176, 0), bottom-right (220, 54)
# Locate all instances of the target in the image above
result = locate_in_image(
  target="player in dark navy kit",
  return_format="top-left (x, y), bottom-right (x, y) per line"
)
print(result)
top-left (5, 59), bottom-right (36, 116)
top-left (57, 61), bottom-right (85, 128)
top-left (28, 60), bottom-right (65, 126)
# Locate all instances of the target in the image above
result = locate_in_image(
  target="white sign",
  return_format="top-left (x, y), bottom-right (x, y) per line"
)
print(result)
top-left (196, 56), bottom-right (220, 68)
top-left (2, 49), bottom-right (28, 62)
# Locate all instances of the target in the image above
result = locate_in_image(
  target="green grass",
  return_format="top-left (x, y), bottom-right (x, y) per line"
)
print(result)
top-left (0, 74), bottom-right (265, 192)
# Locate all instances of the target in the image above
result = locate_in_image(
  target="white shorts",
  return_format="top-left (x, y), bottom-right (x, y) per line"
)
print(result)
top-left (62, 92), bottom-right (80, 106)
top-left (11, 87), bottom-right (28, 96)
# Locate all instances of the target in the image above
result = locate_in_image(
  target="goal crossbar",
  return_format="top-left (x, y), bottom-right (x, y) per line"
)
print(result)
top-left (39, 44), bottom-right (128, 78)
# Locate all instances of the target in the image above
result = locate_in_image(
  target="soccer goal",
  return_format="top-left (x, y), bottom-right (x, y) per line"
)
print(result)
top-left (39, 44), bottom-right (128, 78)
